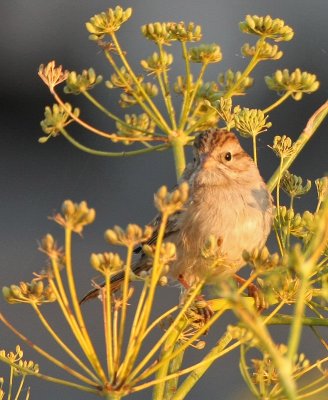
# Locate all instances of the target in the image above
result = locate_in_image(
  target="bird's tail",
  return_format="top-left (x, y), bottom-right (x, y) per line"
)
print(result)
top-left (79, 270), bottom-right (125, 305)
top-left (79, 258), bottom-right (150, 305)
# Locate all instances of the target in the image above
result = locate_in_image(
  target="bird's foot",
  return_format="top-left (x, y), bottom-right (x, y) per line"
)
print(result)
top-left (234, 274), bottom-right (268, 311)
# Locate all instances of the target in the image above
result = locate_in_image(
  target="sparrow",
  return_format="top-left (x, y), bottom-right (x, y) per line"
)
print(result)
top-left (80, 128), bottom-right (273, 304)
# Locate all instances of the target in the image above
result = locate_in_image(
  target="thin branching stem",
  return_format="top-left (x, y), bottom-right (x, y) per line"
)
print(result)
top-left (111, 33), bottom-right (171, 133)
top-left (263, 91), bottom-right (292, 114)
top-left (158, 43), bottom-right (177, 130)
top-left (65, 228), bottom-right (106, 381)
top-left (0, 313), bottom-right (99, 386)
top-left (179, 42), bottom-right (192, 128)
top-left (51, 88), bottom-right (166, 142)
top-left (31, 303), bottom-right (99, 382)
top-left (60, 128), bottom-right (169, 157)
top-left (14, 375), bottom-right (26, 400)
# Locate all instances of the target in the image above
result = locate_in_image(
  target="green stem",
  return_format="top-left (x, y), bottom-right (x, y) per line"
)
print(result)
top-left (171, 136), bottom-right (187, 180)
top-left (60, 128), bottom-right (169, 157)
top-left (223, 38), bottom-right (264, 98)
top-left (179, 42), bottom-right (192, 128)
top-left (158, 43), bottom-right (177, 130)
top-left (252, 134), bottom-right (258, 165)
top-left (179, 62), bottom-right (208, 131)
top-left (263, 91), bottom-right (292, 114)
top-left (82, 91), bottom-right (157, 136)
top-left (14, 375), bottom-right (26, 400)
top-left (111, 33), bottom-right (171, 133)
top-left (268, 101), bottom-right (328, 192)
top-left (172, 332), bottom-right (234, 400)
top-left (164, 344), bottom-right (185, 399)
top-left (31, 303), bottom-right (99, 384)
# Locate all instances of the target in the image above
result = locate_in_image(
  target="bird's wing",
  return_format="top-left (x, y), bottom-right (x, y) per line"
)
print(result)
top-left (133, 211), bottom-right (182, 253)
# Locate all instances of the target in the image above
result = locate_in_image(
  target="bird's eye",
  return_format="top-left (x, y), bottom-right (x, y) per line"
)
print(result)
top-left (224, 152), bottom-right (232, 161)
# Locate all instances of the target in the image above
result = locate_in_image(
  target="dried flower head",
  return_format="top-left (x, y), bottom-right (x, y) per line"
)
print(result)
top-left (265, 68), bottom-right (319, 100)
top-left (38, 61), bottom-right (68, 90)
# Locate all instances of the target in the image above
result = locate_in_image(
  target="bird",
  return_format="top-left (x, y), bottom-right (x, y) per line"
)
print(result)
top-left (80, 128), bottom-right (273, 304)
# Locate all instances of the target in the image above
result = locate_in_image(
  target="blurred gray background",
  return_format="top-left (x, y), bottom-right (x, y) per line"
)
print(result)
top-left (0, 0), bottom-right (327, 399)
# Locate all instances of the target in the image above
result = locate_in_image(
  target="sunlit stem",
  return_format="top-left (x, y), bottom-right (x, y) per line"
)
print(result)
top-left (127, 282), bottom-right (204, 384)
top-left (223, 37), bottom-right (265, 99)
top-left (31, 303), bottom-right (100, 383)
top-left (158, 43), bottom-right (177, 130)
top-left (263, 91), bottom-right (292, 114)
top-left (252, 134), bottom-right (258, 165)
top-left (60, 128), bottom-right (169, 157)
top-left (234, 305), bottom-right (296, 399)
top-left (82, 91), bottom-right (157, 136)
top-left (52, 88), bottom-right (165, 143)
top-left (171, 135), bottom-right (187, 180)
top-left (111, 33), bottom-right (171, 133)
top-left (116, 245), bottom-right (134, 370)
top-left (0, 313), bottom-right (99, 386)
top-left (103, 273), bottom-right (114, 379)
top-left (163, 343), bottom-right (185, 399)
top-left (179, 42), bottom-right (192, 128)
top-left (153, 321), bottom-right (188, 400)
top-left (268, 101), bottom-right (328, 192)
top-left (180, 62), bottom-right (208, 132)
top-left (14, 374), bottom-right (26, 400)
top-left (136, 301), bottom-right (229, 383)
top-left (8, 366), bottom-right (13, 400)
top-left (65, 228), bottom-right (106, 381)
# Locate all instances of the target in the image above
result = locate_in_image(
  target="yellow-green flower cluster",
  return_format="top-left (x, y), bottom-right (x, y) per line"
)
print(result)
top-left (239, 15), bottom-right (294, 42)
top-left (39, 103), bottom-right (80, 142)
top-left (140, 51), bottom-right (173, 74)
top-left (281, 171), bottom-right (311, 199)
top-left (217, 69), bottom-right (253, 96)
top-left (141, 21), bottom-right (202, 44)
top-left (64, 68), bottom-right (103, 94)
top-left (53, 200), bottom-right (95, 234)
top-left (154, 182), bottom-right (189, 215)
top-left (2, 280), bottom-right (56, 305)
top-left (265, 68), bottom-right (319, 100)
top-left (86, 6), bottom-right (132, 40)
top-left (0, 346), bottom-right (39, 375)
top-left (234, 108), bottom-right (272, 138)
top-left (241, 42), bottom-right (283, 60)
top-left (315, 177), bottom-right (328, 205)
top-left (106, 67), bottom-right (140, 90)
top-left (188, 43), bottom-right (222, 64)
top-left (119, 82), bottom-right (159, 108)
top-left (271, 135), bottom-right (297, 159)
top-left (116, 113), bottom-right (156, 140)
top-left (90, 252), bottom-right (123, 276)
top-left (105, 224), bottom-right (153, 247)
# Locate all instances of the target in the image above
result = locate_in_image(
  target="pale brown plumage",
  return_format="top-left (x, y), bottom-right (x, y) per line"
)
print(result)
top-left (80, 128), bottom-right (273, 304)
